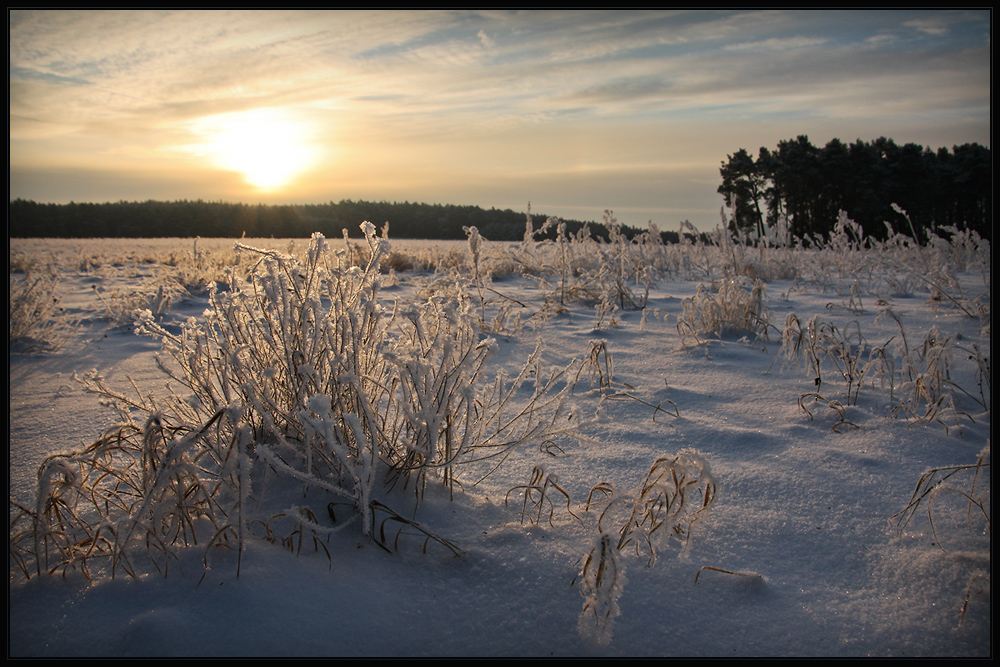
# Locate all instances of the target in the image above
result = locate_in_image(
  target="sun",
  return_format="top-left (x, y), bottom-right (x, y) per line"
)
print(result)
top-left (189, 108), bottom-right (319, 191)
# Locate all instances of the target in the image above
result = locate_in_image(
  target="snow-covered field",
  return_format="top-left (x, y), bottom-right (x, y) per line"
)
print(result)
top-left (8, 225), bottom-right (991, 657)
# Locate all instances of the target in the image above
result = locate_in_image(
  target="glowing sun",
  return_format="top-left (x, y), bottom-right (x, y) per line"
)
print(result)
top-left (190, 108), bottom-right (319, 190)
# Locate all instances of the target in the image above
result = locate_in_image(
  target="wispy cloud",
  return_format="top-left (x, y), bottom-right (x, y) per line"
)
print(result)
top-left (723, 36), bottom-right (830, 52)
top-left (9, 66), bottom-right (92, 86)
top-left (903, 18), bottom-right (951, 36)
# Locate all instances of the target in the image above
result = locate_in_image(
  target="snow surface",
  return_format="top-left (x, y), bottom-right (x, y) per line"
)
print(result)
top-left (8, 237), bottom-right (991, 657)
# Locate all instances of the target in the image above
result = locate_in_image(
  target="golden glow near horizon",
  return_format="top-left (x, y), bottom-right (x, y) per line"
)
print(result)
top-left (184, 108), bottom-right (321, 191)
top-left (8, 9), bottom-right (991, 227)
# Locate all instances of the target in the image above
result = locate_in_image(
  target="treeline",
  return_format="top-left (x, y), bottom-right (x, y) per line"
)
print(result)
top-left (7, 198), bottom-right (657, 243)
top-left (718, 136), bottom-right (991, 243)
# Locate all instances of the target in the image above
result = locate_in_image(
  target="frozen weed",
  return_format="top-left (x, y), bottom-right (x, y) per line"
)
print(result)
top-left (573, 339), bottom-right (616, 394)
top-left (460, 225), bottom-right (529, 334)
top-left (797, 392), bottom-right (859, 432)
top-left (777, 315), bottom-right (871, 405)
top-left (826, 281), bottom-right (866, 315)
top-left (250, 510), bottom-right (332, 567)
top-left (889, 443), bottom-right (990, 627)
top-left (368, 500), bottom-right (463, 557)
top-left (570, 340), bottom-right (677, 424)
top-left (166, 237), bottom-right (251, 296)
top-left (493, 447), bottom-right (716, 647)
top-left (778, 306), bottom-right (987, 432)
top-left (465, 224), bottom-right (488, 323)
top-left (694, 565), bottom-right (764, 585)
top-left (505, 206), bottom-right (664, 312)
top-left (889, 444), bottom-right (990, 547)
top-left (592, 299), bottom-right (620, 330)
top-left (610, 450), bottom-right (717, 566)
top-left (503, 204), bottom-right (551, 277)
top-left (596, 210), bottom-right (648, 312)
top-left (576, 533), bottom-right (626, 646)
top-left (501, 465), bottom-right (580, 528)
top-left (9, 411), bottom-right (244, 580)
top-left (601, 391), bottom-right (680, 424)
top-left (9, 269), bottom-right (77, 353)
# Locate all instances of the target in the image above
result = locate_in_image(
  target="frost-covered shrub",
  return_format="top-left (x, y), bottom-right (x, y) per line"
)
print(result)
top-left (11, 226), bottom-right (583, 580)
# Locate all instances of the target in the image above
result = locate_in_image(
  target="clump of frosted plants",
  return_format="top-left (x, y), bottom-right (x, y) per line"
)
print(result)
top-left (576, 450), bottom-right (716, 645)
top-left (500, 448), bottom-right (717, 647)
top-left (874, 309), bottom-right (989, 428)
top-left (167, 236), bottom-right (251, 295)
top-left (676, 278), bottom-right (769, 346)
top-left (9, 269), bottom-right (75, 353)
top-left (12, 225), bottom-right (583, 580)
top-left (92, 280), bottom-right (184, 327)
top-left (775, 306), bottom-right (989, 432)
top-left (595, 210), bottom-right (651, 312)
top-left (503, 206), bottom-right (670, 320)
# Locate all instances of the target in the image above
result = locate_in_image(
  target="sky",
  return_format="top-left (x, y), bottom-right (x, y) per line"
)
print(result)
top-left (8, 9), bottom-right (992, 231)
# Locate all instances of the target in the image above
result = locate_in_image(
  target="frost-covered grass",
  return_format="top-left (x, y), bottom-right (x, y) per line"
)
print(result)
top-left (8, 216), bottom-right (991, 656)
